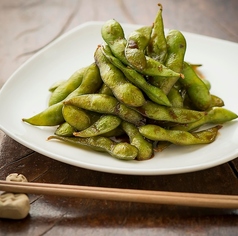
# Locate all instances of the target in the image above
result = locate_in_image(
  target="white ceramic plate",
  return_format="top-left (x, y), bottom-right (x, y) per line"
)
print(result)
top-left (0, 21), bottom-right (238, 175)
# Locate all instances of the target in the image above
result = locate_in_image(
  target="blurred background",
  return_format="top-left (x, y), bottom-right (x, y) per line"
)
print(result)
top-left (0, 0), bottom-right (237, 88)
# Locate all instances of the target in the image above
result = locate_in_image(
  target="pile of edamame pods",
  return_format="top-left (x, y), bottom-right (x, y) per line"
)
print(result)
top-left (23, 4), bottom-right (237, 161)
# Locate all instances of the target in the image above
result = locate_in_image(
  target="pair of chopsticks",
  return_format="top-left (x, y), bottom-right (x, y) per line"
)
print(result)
top-left (0, 180), bottom-right (238, 209)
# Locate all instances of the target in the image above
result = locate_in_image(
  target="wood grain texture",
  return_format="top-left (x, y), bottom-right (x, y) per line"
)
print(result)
top-left (0, 0), bottom-right (238, 235)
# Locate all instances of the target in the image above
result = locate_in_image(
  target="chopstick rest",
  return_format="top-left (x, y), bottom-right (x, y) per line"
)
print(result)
top-left (0, 173), bottom-right (30, 220)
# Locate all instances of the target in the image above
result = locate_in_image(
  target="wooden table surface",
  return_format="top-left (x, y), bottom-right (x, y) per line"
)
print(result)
top-left (0, 0), bottom-right (238, 235)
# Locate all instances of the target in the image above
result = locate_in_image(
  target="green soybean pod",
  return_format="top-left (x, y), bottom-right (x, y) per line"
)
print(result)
top-left (121, 121), bottom-right (153, 161)
top-left (22, 63), bottom-right (102, 126)
top-left (98, 83), bottom-right (114, 96)
top-left (172, 107), bottom-right (238, 132)
top-left (73, 115), bottom-right (122, 137)
top-left (147, 3), bottom-right (167, 63)
top-left (48, 80), bottom-right (66, 92)
top-left (48, 66), bottom-right (88, 106)
top-left (156, 107), bottom-right (238, 151)
top-left (133, 100), bottom-right (205, 124)
top-left (101, 19), bottom-right (182, 78)
top-left (48, 135), bottom-right (138, 160)
top-left (55, 122), bottom-right (76, 137)
top-left (151, 29), bottom-right (187, 95)
top-left (22, 101), bottom-right (65, 126)
top-left (94, 46), bottom-right (145, 107)
top-left (102, 126), bottom-right (125, 137)
top-left (209, 95), bottom-right (224, 108)
top-left (125, 25), bottom-right (152, 70)
top-left (180, 62), bottom-right (212, 111)
top-left (167, 87), bottom-right (184, 108)
top-left (139, 124), bottom-right (221, 145)
top-left (62, 105), bottom-right (91, 131)
top-left (102, 45), bottom-right (171, 107)
top-left (64, 94), bottom-right (146, 126)
top-left (101, 19), bottom-right (128, 64)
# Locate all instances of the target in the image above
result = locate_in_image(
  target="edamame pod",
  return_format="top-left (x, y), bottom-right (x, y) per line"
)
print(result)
top-left (48, 80), bottom-right (66, 92)
top-left (102, 45), bottom-right (171, 107)
top-left (101, 19), bottom-right (128, 64)
top-left (210, 95), bottom-right (224, 108)
top-left (151, 29), bottom-right (186, 94)
top-left (98, 83), bottom-right (114, 96)
top-left (55, 122), bottom-right (76, 137)
top-left (48, 135), bottom-right (138, 160)
top-left (48, 66), bottom-right (88, 106)
top-left (22, 101), bottom-right (65, 126)
top-left (202, 78), bottom-right (211, 90)
top-left (167, 87), bottom-right (184, 108)
top-left (133, 100), bottom-right (205, 124)
top-left (173, 107), bottom-right (238, 132)
top-left (62, 105), bottom-right (91, 131)
top-left (139, 124), bottom-right (221, 145)
top-left (101, 19), bottom-right (182, 78)
top-left (22, 63), bottom-right (102, 126)
top-left (147, 3), bottom-right (167, 63)
top-left (183, 93), bottom-right (224, 110)
top-left (125, 26), bottom-right (152, 70)
top-left (73, 115), bottom-right (122, 137)
top-left (180, 62), bottom-right (212, 111)
top-left (165, 30), bottom-right (187, 71)
top-left (156, 107), bottom-right (237, 151)
top-left (64, 94), bottom-right (146, 126)
top-left (94, 46), bottom-right (145, 107)
top-left (121, 121), bottom-right (153, 161)
top-left (102, 126), bottom-right (125, 137)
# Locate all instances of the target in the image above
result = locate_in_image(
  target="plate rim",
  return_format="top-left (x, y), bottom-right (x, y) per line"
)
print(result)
top-left (0, 21), bottom-right (238, 175)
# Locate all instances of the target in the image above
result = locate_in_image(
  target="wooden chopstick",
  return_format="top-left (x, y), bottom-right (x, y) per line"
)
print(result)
top-left (0, 180), bottom-right (238, 209)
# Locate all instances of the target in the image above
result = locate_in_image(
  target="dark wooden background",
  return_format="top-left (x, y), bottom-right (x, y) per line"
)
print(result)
top-left (0, 0), bottom-right (238, 235)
